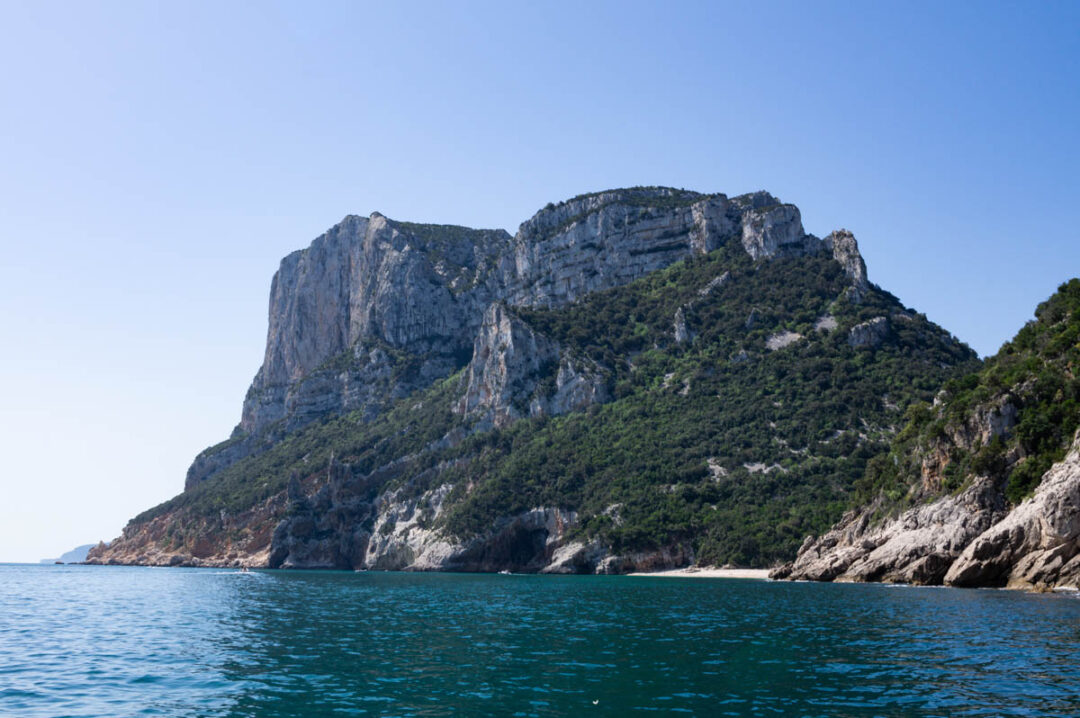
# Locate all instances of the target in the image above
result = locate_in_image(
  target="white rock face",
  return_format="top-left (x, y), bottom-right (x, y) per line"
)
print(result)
top-left (776, 432), bottom-right (1080, 590)
top-left (765, 331), bottom-right (803, 351)
top-left (454, 303), bottom-right (557, 427)
top-left (240, 214), bottom-right (509, 436)
top-left (848, 317), bottom-right (890, 348)
top-left (541, 357), bottom-right (610, 416)
top-left (505, 189), bottom-right (736, 307)
top-left (366, 484), bottom-right (461, 571)
top-left (775, 476), bottom-right (1003, 584)
top-left (455, 303), bottom-right (609, 428)
top-left (698, 272), bottom-right (730, 298)
top-left (945, 434), bottom-right (1080, 588)
top-left (368, 503), bottom-right (581, 573)
top-left (673, 306), bottom-right (692, 344)
top-left (814, 315), bottom-right (838, 332)
top-left (824, 229), bottom-right (869, 296)
top-left (739, 202), bottom-right (808, 260)
top-left (948, 397), bottom-right (1018, 448)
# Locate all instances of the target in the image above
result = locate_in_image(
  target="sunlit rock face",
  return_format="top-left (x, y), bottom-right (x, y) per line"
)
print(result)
top-left (237, 188), bottom-right (866, 437)
top-left (94, 186), bottom-right (894, 575)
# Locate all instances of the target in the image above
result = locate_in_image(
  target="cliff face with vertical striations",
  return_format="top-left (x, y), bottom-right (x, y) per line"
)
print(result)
top-left (187, 188), bottom-right (845, 488)
top-left (91, 187), bottom-right (981, 574)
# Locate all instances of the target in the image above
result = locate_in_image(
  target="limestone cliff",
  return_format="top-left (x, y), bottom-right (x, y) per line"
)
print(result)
top-left (91, 186), bottom-right (979, 574)
top-left (454, 303), bottom-right (609, 429)
top-left (186, 187), bottom-right (865, 488)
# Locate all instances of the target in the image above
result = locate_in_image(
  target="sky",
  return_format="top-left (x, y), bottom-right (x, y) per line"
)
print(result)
top-left (1, 1), bottom-right (1077, 562)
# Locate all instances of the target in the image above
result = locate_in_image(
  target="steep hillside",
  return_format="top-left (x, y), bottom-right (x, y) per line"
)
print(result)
top-left (88, 188), bottom-right (976, 572)
top-left (774, 280), bottom-right (1080, 588)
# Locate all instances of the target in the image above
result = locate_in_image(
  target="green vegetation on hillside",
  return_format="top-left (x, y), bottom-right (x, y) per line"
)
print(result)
top-left (856, 279), bottom-right (1080, 512)
top-left (134, 373), bottom-right (464, 525)
top-left (429, 249), bottom-right (976, 565)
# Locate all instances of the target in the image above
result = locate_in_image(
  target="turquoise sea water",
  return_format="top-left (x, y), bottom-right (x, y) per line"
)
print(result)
top-left (2, 565), bottom-right (1079, 716)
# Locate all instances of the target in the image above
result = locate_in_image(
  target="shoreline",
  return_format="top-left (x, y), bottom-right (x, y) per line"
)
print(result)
top-left (627, 567), bottom-right (771, 579)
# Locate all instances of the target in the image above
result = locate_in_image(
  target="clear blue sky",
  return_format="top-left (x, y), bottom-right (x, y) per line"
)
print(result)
top-left (1, 1), bottom-right (1077, 562)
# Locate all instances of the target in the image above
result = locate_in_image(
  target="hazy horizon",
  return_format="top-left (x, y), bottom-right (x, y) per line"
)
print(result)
top-left (2, 0), bottom-right (1078, 562)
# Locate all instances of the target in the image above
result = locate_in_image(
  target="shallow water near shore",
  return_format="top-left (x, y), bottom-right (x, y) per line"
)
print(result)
top-left (2, 564), bottom-right (1079, 716)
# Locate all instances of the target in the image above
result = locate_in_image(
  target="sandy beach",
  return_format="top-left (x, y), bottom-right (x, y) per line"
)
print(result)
top-left (627, 567), bottom-right (771, 579)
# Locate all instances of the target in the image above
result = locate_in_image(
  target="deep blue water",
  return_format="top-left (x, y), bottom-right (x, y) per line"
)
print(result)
top-left (1, 564), bottom-right (1079, 716)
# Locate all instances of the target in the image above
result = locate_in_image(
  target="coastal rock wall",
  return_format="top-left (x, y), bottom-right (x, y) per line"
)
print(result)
top-left (266, 463), bottom-right (661, 574)
top-left (775, 432), bottom-right (1080, 589)
top-left (772, 477), bottom-right (1005, 585)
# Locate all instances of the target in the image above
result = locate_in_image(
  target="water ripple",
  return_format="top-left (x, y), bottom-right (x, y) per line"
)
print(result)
top-left (2, 565), bottom-right (1080, 716)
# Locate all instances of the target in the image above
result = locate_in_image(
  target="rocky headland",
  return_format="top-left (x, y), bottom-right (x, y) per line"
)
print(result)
top-left (89, 187), bottom-right (991, 575)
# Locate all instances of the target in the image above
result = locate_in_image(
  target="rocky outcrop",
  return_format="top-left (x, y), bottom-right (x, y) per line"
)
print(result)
top-left (814, 315), bottom-right (838, 332)
top-left (673, 306), bottom-right (692, 344)
top-left (848, 317), bottom-right (890, 349)
top-left (454, 303), bottom-right (559, 427)
top-left (775, 432), bottom-right (1080, 590)
top-left (241, 215), bottom-right (509, 437)
top-left (773, 476), bottom-right (1005, 584)
top-left (766, 330), bottom-right (803, 351)
top-left (824, 230), bottom-right (869, 297)
top-left (533, 357), bottom-right (610, 418)
top-left (945, 433), bottom-right (1080, 589)
top-left (505, 189), bottom-right (732, 307)
top-left (738, 200), bottom-right (809, 260)
top-left (268, 465), bottom-right (376, 570)
top-left (454, 303), bottom-right (609, 428)
top-left (271, 474), bottom-right (662, 574)
top-left (363, 483), bottom-right (460, 570)
top-left (86, 493), bottom-right (284, 568)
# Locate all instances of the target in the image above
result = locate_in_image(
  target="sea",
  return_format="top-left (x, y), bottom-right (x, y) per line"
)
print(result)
top-left (1, 564), bottom-right (1078, 716)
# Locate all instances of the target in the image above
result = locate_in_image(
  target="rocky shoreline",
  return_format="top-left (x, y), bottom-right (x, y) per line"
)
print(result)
top-left (771, 430), bottom-right (1080, 591)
